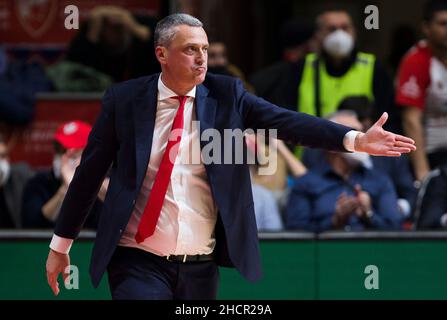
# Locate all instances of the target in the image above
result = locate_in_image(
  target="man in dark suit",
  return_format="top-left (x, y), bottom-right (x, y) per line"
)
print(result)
top-left (46, 13), bottom-right (416, 300)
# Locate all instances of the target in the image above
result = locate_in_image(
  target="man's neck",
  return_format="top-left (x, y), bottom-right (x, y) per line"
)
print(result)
top-left (161, 73), bottom-right (195, 96)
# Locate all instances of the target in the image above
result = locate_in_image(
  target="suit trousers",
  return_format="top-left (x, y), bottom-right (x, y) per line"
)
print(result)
top-left (107, 246), bottom-right (219, 300)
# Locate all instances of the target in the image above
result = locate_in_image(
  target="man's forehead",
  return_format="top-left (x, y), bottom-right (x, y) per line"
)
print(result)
top-left (172, 25), bottom-right (208, 44)
top-left (322, 12), bottom-right (352, 26)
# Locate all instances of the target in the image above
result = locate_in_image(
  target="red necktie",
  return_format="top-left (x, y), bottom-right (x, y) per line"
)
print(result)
top-left (135, 96), bottom-right (187, 243)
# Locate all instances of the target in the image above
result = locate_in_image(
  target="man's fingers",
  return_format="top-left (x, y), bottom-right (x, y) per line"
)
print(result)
top-left (394, 140), bottom-right (416, 149)
top-left (394, 134), bottom-right (415, 145)
top-left (384, 151), bottom-right (401, 157)
top-left (62, 269), bottom-right (70, 286)
top-left (47, 272), bottom-right (60, 296)
top-left (392, 147), bottom-right (412, 153)
top-left (374, 112), bottom-right (388, 128)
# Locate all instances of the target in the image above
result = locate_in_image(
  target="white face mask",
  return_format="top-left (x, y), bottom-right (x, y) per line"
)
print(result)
top-left (323, 29), bottom-right (354, 58)
top-left (0, 159), bottom-right (11, 186)
top-left (342, 152), bottom-right (372, 168)
top-left (53, 155), bottom-right (62, 179)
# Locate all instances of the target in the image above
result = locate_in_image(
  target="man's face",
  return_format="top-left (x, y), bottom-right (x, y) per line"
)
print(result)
top-left (157, 25), bottom-right (209, 87)
top-left (317, 11), bottom-right (355, 44)
top-left (424, 11), bottom-right (447, 49)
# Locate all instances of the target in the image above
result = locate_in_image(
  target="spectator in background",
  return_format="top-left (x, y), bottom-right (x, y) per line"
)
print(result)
top-left (0, 46), bottom-right (53, 125)
top-left (22, 121), bottom-right (108, 229)
top-left (286, 111), bottom-right (403, 232)
top-left (66, 5), bottom-right (159, 83)
top-left (295, 8), bottom-right (395, 130)
top-left (250, 19), bottom-right (316, 110)
top-left (388, 25), bottom-right (418, 76)
top-left (303, 98), bottom-right (418, 222)
top-left (415, 165), bottom-right (447, 229)
top-left (246, 134), bottom-right (308, 230)
top-left (207, 40), bottom-right (254, 92)
top-left (246, 134), bottom-right (283, 231)
top-left (0, 134), bottom-right (34, 228)
top-left (396, 0), bottom-right (447, 182)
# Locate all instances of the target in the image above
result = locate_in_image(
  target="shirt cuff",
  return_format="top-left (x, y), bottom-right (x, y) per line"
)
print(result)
top-left (343, 130), bottom-right (362, 152)
top-left (49, 234), bottom-right (74, 254)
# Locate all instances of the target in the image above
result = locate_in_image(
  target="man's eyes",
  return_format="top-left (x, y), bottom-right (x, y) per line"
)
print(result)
top-left (185, 47), bottom-right (208, 53)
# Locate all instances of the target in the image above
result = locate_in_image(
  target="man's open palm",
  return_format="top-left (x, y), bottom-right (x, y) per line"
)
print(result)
top-left (356, 112), bottom-right (416, 156)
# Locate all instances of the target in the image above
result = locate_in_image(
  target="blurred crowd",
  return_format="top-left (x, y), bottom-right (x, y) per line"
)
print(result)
top-left (1, 1), bottom-right (447, 232)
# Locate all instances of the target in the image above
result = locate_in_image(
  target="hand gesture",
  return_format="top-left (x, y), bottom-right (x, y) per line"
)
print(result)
top-left (355, 112), bottom-right (416, 156)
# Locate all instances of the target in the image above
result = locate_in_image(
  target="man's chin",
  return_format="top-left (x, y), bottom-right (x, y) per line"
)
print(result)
top-left (194, 73), bottom-right (207, 84)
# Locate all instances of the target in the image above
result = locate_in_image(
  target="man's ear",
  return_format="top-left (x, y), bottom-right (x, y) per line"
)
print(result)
top-left (155, 46), bottom-right (168, 65)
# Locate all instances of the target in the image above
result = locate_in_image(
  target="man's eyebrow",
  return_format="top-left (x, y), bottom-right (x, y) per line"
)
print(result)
top-left (184, 43), bottom-right (209, 47)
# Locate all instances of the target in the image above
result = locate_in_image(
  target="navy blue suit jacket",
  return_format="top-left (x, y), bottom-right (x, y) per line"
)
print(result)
top-left (54, 73), bottom-right (351, 288)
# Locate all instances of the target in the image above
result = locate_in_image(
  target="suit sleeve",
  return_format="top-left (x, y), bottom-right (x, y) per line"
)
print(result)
top-left (54, 87), bottom-right (119, 239)
top-left (235, 79), bottom-right (352, 152)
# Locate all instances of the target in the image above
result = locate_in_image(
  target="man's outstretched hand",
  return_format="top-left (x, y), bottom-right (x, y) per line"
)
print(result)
top-left (46, 249), bottom-right (70, 296)
top-left (355, 112), bottom-right (416, 156)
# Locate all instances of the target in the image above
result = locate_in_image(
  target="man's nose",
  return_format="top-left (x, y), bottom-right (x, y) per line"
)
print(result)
top-left (196, 50), bottom-right (207, 64)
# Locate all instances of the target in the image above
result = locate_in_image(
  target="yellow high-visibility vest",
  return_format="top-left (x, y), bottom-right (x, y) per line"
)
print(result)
top-left (298, 52), bottom-right (375, 117)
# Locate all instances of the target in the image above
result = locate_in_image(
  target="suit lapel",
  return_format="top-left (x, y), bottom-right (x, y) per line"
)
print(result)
top-left (133, 76), bottom-right (158, 188)
top-left (195, 84), bottom-right (216, 151)
top-left (132, 80), bottom-right (217, 190)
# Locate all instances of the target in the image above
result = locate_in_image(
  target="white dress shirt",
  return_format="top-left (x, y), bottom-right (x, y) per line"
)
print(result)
top-left (49, 76), bottom-right (361, 255)
top-left (118, 76), bottom-right (218, 256)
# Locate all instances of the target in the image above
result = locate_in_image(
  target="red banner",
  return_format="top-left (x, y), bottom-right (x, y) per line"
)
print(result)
top-left (8, 96), bottom-right (102, 168)
top-left (0, 0), bottom-right (161, 46)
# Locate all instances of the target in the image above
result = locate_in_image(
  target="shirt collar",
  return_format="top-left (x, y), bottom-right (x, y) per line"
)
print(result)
top-left (157, 74), bottom-right (196, 101)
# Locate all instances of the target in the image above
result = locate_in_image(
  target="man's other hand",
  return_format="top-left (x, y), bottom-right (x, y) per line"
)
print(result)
top-left (46, 249), bottom-right (70, 296)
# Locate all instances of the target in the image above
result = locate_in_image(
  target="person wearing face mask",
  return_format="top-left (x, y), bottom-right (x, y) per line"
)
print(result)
top-left (286, 111), bottom-right (403, 232)
top-left (21, 121), bottom-right (108, 229)
top-left (0, 134), bottom-right (34, 228)
top-left (295, 8), bottom-right (395, 130)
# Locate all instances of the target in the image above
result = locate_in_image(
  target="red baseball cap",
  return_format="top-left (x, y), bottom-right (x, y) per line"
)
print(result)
top-left (54, 121), bottom-right (92, 149)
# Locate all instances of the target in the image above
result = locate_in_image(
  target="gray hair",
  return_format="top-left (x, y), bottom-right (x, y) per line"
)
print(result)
top-left (154, 13), bottom-right (203, 47)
